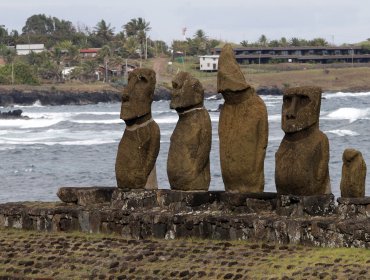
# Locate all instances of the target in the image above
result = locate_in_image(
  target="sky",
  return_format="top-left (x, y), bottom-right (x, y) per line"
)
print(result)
top-left (1, 0), bottom-right (369, 45)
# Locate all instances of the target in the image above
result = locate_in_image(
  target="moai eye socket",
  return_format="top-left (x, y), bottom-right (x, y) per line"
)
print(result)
top-left (298, 95), bottom-right (310, 107)
top-left (283, 95), bottom-right (292, 106)
top-left (138, 75), bottom-right (148, 83)
top-left (172, 81), bottom-right (179, 89)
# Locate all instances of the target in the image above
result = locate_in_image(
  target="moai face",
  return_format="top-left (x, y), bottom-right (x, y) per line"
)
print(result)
top-left (217, 44), bottom-right (250, 103)
top-left (282, 87), bottom-right (322, 133)
top-left (120, 68), bottom-right (156, 121)
top-left (170, 72), bottom-right (204, 110)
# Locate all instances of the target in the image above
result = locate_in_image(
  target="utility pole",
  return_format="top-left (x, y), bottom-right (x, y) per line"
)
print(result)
top-left (146, 38), bottom-right (148, 59)
top-left (11, 62), bottom-right (14, 84)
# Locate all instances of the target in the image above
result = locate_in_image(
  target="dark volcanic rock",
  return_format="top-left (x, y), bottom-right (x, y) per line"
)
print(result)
top-left (0, 109), bottom-right (28, 119)
top-left (0, 90), bottom-right (121, 107)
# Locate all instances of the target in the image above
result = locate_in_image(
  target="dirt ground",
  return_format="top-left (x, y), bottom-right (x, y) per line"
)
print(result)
top-left (0, 228), bottom-right (369, 280)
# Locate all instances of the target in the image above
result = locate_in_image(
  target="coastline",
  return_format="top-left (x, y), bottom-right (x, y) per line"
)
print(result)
top-left (1, 83), bottom-right (370, 107)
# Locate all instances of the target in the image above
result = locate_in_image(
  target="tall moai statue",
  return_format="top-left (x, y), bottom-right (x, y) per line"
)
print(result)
top-left (340, 148), bottom-right (366, 197)
top-left (167, 72), bottom-right (212, 191)
top-left (218, 44), bottom-right (268, 193)
top-left (115, 68), bottom-right (160, 190)
top-left (275, 86), bottom-right (331, 195)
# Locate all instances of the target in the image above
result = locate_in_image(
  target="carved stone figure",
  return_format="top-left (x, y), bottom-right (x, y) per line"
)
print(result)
top-left (218, 44), bottom-right (268, 193)
top-left (115, 68), bottom-right (160, 190)
top-left (167, 72), bottom-right (212, 191)
top-left (275, 86), bottom-right (331, 195)
top-left (340, 149), bottom-right (366, 197)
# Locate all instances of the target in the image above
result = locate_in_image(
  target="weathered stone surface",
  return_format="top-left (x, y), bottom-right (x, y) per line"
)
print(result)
top-left (275, 86), bottom-right (331, 195)
top-left (217, 44), bottom-right (268, 193)
top-left (276, 194), bottom-right (335, 217)
top-left (57, 187), bottom-right (115, 206)
top-left (337, 197), bottom-right (370, 219)
top-left (167, 72), bottom-right (212, 191)
top-left (115, 68), bottom-right (160, 190)
top-left (0, 192), bottom-right (369, 248)
top-left (340, 149), bottom-right (366, 198)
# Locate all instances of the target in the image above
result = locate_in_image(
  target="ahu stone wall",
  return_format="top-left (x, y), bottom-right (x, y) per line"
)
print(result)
top-left (0, 188), bottom-right (369, 248)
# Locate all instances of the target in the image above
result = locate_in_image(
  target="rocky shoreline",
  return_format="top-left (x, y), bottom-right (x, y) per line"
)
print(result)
top-left (0, 86), bottom-right (283, 107)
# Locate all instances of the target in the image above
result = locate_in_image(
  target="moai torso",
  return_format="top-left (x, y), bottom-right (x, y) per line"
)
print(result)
top-left (340, 149), bottom-right (366, 197)
top-left (219, 93), bottom-right (268, 192)
top-left (217, 44), bottom-right (268, 193)
top-left (115, 68), bottom-right (160, 190)
top-left (275, 87), bottom-right (331, 195)
top-left (167, 72), bottom-right (212, 191)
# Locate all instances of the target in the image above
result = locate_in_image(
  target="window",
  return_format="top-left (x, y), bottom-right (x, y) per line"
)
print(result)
top-left (207, 63), bottom-right (210, 67)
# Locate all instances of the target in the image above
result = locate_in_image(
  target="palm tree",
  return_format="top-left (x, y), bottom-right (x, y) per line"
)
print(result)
top-left (123, 18), bottom-right (151, 57)
top-left (240, 40), bottom-right (249, 47)
top-left (258, 34), bottom-right (268, 47)
top-left (94, 19), bottom-right (115, 44)
top-left (124, 17), bottom-right (151, 37)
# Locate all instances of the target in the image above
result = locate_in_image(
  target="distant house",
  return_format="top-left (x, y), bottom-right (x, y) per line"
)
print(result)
top-left (16, 44), bottom-right (45, 55)
top-left (199, 55), bottom-right (219, 71)
top-left (80, 48), bottom-right (100, 58)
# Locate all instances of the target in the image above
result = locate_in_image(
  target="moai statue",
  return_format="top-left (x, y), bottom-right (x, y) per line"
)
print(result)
top-left (115, 68), bottom-right (160, 190)
top-left (218, 44), bottom-right (268, 193)
top-left (340, 148), bottom-right (366, 197)
top-left (167, 72), bottom-right (212, 191)
top-left (275, 86), bottom-right (331, 195)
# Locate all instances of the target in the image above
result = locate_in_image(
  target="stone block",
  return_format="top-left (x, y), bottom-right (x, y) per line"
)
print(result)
top-left (337, 197), bottom-right (370, 218)
top-left (57, 187), bottom-right (115, 206)
top-left (111, 189), bottom-right (158, 209)
top-left (276, 194), bottom-right (335, 216)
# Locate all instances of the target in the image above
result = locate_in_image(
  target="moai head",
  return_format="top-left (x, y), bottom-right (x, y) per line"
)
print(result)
top-left (170, 72), bottom-right (204, 111)
top-left (341, 148), bottom-right (366, 197)
top-left (120, 68), bottom-right (156, 121)
top-left (282, 87), bottom-right (322, 133)
top-left (217, 44), bottom-right (251, 102)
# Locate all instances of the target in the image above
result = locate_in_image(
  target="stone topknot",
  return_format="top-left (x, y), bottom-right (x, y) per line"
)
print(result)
top-left (217, 44), bottom-right (249, 93)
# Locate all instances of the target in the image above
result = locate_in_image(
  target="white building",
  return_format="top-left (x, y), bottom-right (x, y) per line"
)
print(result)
top-left (199, 55), bottom-right (219, 71)
top-left (16, 44), bottom-right (45, 55)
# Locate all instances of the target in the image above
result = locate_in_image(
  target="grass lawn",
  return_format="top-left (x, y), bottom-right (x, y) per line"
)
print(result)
top-left (0, 228), bottom-right (369, 279)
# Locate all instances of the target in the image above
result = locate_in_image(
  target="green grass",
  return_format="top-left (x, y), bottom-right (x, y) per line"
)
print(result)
top-left (0, 228), bottom-right (369, 279)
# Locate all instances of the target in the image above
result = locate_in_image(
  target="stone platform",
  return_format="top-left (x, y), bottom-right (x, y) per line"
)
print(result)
top-left (0, 188), bottom-right (369, 248)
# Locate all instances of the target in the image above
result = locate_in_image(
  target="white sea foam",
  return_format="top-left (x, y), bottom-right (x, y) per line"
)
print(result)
top-left (155, 117), bottom-right (178, 124)
top-left (323, 92), bottom-right (370, 99)
top-left (326, 129), bottom-right (359, 137)
top-left (324, 107), bottom-right (370, 123)
top-left (0, 118), bottom-right (64, 129)
top-left (72, 119), bottom-right (121, 124)
top-left (13, 100), bottom-right (44, 108)
top-left (268, 114), bottom-right (281, 122)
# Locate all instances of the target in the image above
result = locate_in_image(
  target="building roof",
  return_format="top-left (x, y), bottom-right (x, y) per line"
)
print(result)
top-left (80, 48), bottom-right (100, 53)
top-left (199, 55), bottom-right (220, 58)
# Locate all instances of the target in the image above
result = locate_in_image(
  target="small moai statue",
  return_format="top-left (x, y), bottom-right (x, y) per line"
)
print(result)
top-left (167, 72), bottom-right (212, 191)
top-left (340, 148), bottom-right (366, 197)
top-left (275, 86), bottom-right (331, 195)
top-left (115, 68), bottom-right (160, 190)
top-left (218, 44), bottom-right (268, 193)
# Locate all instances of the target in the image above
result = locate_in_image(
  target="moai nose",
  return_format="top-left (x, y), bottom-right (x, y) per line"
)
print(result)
top-left (286, 97), bottom-right (298, 119)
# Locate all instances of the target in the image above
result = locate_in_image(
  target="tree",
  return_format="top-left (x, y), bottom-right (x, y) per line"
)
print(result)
top-left (0, 25), bottom-right (9, 45)
top-left (94, 19), bottom-right (115, 44)
top-left (309, 37), bottom-right (328, 46)
top-left (123, 17), bottom-right (151, 57)
top-left (240, 40), bottom-right (249, 47)
top-left (258, 34), bottom-right (268, 46)
top-left (22, 14), bottom-right (54, 35)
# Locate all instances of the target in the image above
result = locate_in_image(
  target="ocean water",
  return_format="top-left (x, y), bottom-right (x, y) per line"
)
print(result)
top-left (0, 92), bottom-right (369, 202)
